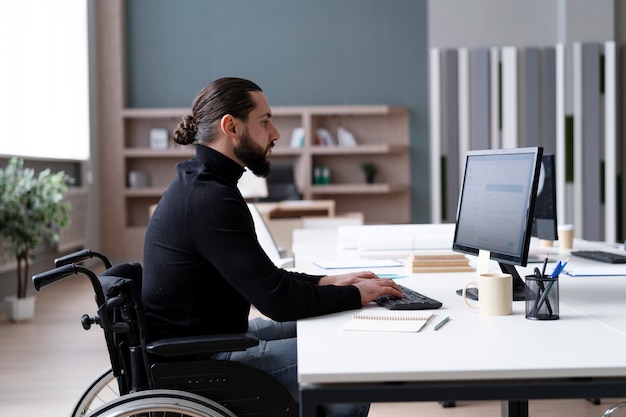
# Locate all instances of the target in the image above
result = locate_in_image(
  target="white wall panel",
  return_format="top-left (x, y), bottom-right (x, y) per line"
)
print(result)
top-left (604, 41), bottom-right (617, 243)
top-left (501, 47), bottom-right (519, 148)
top-left (429, 48), bottom-right (442, 223)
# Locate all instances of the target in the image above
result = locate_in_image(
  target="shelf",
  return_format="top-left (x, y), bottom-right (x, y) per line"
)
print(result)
top-left (124, 148), bottom-right (194, 158)
top-left (108, 104), bottom-right (410, 259)
top-left (125, 187), bottom-right (165, 198)
top-left (298, 104), bottom-right (404, 116)
top-left (310, 144), bottom-right (407, 155)
top-left (122, 146), bottom-right (302, 158)
top-left (310, 184), bottom-right (409, 195)
top-left (271, 147), bottom-right (303, 156)
top-left (123, 108), bottom-right (187, 118)
top-left (121, 144), bottom-right (406, 157)
top-left (121, 105), bottom-right (404, 119)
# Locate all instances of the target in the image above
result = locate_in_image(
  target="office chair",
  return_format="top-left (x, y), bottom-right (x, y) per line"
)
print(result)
top-left (260, 162), bottom-right (301, 201)
top-left (33, 249), bottom-right (297, 417)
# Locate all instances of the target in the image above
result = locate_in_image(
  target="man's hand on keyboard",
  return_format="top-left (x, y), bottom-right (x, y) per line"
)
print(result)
top-left (318, 271), bottom-right (403, 305)
top-left (353, 278), bottom-right (404, 306)
top-left (318, 271), bottom-right (379, 286)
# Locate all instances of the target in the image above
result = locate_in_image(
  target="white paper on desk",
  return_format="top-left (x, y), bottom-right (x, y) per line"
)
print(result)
top-left (563, 264), bottom-right (626, 277)
top-left (313, 259), bottom-right (403, 269)
top-left (342, 311), bottom-right (433, 332)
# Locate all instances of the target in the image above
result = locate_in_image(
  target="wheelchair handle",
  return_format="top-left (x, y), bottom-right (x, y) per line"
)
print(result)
top-left (54, 249), bottom-right (112, 269)
top-left (33, 264), bottom-right (107, 307)
top-left (33, 264), bottom-right (78, 291)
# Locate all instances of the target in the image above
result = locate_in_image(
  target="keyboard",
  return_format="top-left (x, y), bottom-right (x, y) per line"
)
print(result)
top-left (375, 284), bottom-right (443, 310)
top-left (570, 250), bottom-right (626, 264)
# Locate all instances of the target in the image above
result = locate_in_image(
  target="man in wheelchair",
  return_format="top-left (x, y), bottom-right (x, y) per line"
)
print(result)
top-left (142, 77), bottom-right (403, 417)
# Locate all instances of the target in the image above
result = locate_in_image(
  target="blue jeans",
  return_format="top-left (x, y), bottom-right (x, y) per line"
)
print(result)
top-left (214, 317), bottom-right (370, 417)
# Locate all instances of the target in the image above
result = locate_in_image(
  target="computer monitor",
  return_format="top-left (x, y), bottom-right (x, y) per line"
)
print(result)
top-left (238, 168), bottom-right (269, 200)
top-left (531, 154), bottom-right (558, 241)
top-left (452, 147), bottom-right (543, 301)
top-left (259, 162), bottom-right (301, 202)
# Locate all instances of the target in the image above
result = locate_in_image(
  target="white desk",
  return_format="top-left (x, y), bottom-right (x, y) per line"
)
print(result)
top-left (293, 228), bottom-right (626, 417)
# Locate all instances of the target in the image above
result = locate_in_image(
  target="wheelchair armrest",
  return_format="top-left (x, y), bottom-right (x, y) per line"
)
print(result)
top-left (146, 333), bottom-right (259, 358)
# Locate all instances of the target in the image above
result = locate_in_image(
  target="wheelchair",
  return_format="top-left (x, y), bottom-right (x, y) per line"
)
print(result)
top-left (33, 249), bottom-right (298, 417)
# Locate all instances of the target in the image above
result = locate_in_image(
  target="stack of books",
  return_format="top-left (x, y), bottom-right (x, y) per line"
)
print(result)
top-left (405, 252), bottom-right (473, 273)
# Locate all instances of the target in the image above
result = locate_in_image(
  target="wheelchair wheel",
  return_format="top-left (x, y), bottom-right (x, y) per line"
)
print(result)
top-left (72, 367), bottom-right (119, 417)
top-left (85, 389), bottom-right (237, 417)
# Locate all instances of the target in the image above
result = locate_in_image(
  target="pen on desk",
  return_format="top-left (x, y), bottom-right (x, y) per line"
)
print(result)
top-left (556, 258), bottom-right (569, 276)
top-left (536, 258), bottom-right (569, 314)
top-left (549, 261), bottom-right (562, 278)
top-left (532, 261), bottom-right (557, 316)
top-left (541, 254), bottom-right (549, 276)
top-left (535, 280), bottom-right (556, 313)
top-left (550, 258), bottom-right (568, 277)
top-left (434, 316), bottom-right (450, 331)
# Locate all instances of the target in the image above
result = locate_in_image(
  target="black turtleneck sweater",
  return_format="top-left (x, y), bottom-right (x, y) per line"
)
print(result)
top-left (142, 145), bottom-right (361, 341)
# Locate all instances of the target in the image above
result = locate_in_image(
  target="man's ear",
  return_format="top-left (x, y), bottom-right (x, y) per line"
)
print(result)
top-left (220, 114), bottom-right (239, 139)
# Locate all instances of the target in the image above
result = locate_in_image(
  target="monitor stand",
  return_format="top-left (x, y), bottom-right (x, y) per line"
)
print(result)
top-left (498, 262), bottom-right (528, 301)
top-left (455, 262), bottom-right (528, 301)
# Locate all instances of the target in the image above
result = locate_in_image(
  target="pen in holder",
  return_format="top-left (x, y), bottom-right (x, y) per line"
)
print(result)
top-left (525, 274), bottom-right (559, 320)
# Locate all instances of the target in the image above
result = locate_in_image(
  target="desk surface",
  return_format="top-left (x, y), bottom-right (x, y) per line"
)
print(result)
top-left (255, 200), bottom-right (335, 219)
top-left (293, 228), bottom-right (626, 385)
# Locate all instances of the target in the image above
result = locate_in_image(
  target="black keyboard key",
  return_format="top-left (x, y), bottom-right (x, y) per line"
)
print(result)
top-left (375, 284), bottom-right (442, 310)
top-left (570, 250), bottom-right (626, 264)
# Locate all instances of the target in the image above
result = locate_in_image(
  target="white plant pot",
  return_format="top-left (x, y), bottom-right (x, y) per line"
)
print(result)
top-left (5, 295), bottom-right (36, 322)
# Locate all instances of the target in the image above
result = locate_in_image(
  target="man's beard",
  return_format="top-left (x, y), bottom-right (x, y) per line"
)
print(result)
top-left (234, 128), bottom-right (272, 177)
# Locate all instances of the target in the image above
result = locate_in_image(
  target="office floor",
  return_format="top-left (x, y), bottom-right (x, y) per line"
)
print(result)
top-left (0, 274), bottom-right (622, 417)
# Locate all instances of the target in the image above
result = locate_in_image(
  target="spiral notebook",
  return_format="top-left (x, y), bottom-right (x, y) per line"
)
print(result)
top-left (342, 310), bottom-right (433, 333)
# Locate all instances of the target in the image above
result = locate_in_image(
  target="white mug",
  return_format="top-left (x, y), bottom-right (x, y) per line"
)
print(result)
top-left (462, 273), bottom-right (513, 316)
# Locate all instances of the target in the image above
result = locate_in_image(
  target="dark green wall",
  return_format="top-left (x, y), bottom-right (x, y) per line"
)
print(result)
top-left (125, 0), bottom-right (430, 222)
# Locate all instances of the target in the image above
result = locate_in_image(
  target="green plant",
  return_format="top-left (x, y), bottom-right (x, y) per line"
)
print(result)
top-left (361, 162), bottom-right (378, 183)
top-left (360, 162), bottom-right (377, 176)
top-left (0, 157), bottom-right (73, 299)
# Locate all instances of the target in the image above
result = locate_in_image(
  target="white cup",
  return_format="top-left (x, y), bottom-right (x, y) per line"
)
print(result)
top-left (557, 224), bottom-right (574, 250)
top-left (462, 273), bottom-right (513, 316)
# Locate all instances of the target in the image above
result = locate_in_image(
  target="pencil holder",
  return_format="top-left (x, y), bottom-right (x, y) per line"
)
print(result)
top-left (524, 275), bottom-right (559, 320)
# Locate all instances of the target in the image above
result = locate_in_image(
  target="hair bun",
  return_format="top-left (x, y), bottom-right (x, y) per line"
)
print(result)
top-left (173, 114), bottom-right (198, 145)
top-left (182, 115), bottom-right (197, 134)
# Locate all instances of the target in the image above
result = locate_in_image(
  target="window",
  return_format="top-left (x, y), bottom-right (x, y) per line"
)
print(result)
top-left (0, 0), bottom-right (89, 161)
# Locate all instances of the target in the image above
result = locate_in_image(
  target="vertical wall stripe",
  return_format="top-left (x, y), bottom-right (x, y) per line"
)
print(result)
top-left (429, 48), bottom-right (442, 224)
top-left (621, 45), bottom-right (626, 242)
top-left (573, 43), bottom-right (584, 237)
top-left (604, 41), bottom-right (617, 243)
top-left (441, 49), bottom-right (460, 222)
top-left (541, 47), bottom-right (557, 155)
top-left (471, 48), bottom-right (491, 151)
top-left (519, 47), bottom-right (541, 148)
top-left (555, 43), bottom-right (567, 229)
top-left (458, 48), bottom-right (470, 174)
top-left (490, 47), bottom-right (501, 149)
top-left (581, 42), bottom-right (602, 241)
top-left (501, 47), bottom-right (518, 148)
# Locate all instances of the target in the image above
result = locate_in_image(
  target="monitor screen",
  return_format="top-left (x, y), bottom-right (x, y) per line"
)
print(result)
top-left (452, 147), bottom-right (543, 301)
top-left (238, 168), bottom-right (269, 200)
top-left (531, 154), bottom-right (558, 241)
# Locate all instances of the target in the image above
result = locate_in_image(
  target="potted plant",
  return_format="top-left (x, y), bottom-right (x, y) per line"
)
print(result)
top-left (361, 161), bottom-right (378, 184)
top-left (0, 157), bottom-right (73, 321)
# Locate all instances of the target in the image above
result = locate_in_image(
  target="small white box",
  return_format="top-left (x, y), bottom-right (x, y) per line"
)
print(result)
top-left (149, 128), bottom-right (169, 150)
